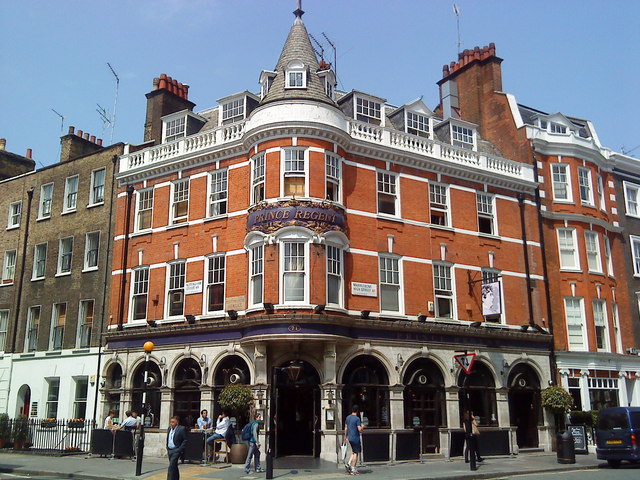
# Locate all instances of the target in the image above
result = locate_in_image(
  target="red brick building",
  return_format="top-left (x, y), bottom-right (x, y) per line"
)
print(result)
top-left (103, 8), bottom-right (554, 460)
top-left (436, 44), bottom-right (640, 412)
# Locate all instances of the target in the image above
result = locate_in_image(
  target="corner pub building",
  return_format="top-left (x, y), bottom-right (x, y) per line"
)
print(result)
top-left (103, 5), bottom-right (554, 461)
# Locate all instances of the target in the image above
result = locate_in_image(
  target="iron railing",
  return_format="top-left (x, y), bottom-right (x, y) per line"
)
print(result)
top-left (6, 417), bottom-right (96, 455)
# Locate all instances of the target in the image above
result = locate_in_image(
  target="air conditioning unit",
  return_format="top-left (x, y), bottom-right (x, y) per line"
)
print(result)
top-left (427, 301), bottom-right (435, 313)
top-left (626, 348), bottom-right (639, 355)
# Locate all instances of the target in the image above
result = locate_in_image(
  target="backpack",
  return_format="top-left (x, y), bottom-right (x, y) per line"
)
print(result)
top-left (241, 422), bottom-right (253, 441)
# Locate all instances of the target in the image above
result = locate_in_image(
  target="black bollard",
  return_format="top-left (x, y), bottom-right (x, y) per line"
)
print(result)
top-left (265, 447), bottom-right (273, 479)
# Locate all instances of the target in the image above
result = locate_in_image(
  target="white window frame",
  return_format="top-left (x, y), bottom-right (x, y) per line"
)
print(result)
top-left (565, 297), bottom-right (587, 351)
top-left (170, 178), bottom-right (190, 225)
top-left (251, 154), bottom-right (266, 204)
top-left (285, 61), bottom-right (307, 89)
top-left (130, 267), bottom-right (150, 321)
top-left (89, 168), bottom-right (106, 206)
top-left (433, 262), bottom-right (456, 319)
top-left (451, 123), bottom-right (475, 150)
top-left (84, 231), bottom-right (100, 271)
top-left (135, 188), bottom-right (154, 232)
top-left (205, 253), bottom-right (226, 314)
top-left (577, 167), bottom-right (594, 206)
top-left (280, 241), bottom-right (308, 305)
top-left (612, 302), bottom-right (623, 354)
top-left (406, 111), bottom-right (431, 138)
top-left (25, 306), bottom-right (40, 352)
top-left (326, 245), bottom-right (343, 308)
top-left (221, 97), bottom-right (245, 124)
top-left (596, 174), bottom-right (606, 211)
top-left (163, 115), bottom-right (186, 143)
top-left (2, 250), bottom-right (16, 283)
top-left (355, 96), bottom-right (382, 125)
top-left (281, 148), bottom-right (308, 198)
top-left (63, 175), bottom-right (79, 213)
top-left (623, 181), bottom-right (640, 218)
top-left (249, 244), bottom-right (264, 307)
top-left (604, 236), bottom-right (614, 277)
top-left (429, 183), bottom-right (450, 227)
top-left (39, 183), bottom-right (54, 219)
top-left (325, 153), bottom-right (342, 203)
top-left (476, 192), bottom-right (496, 236)
top-left (32, 243), bottom-right (47, 280)
top-left (593, 299), bottom-right (610, 352)
top-left (45, 377), bottom-right (60, 418)
top-left (584, 231), bottom-right (602, 273)
top-left (551, 163), bottom-right (572, 202)
top-left (379, 255), bottom-right (403, 314)
top-left (57, 237), bottom-right (73, 276)
top-left (557, 228), bottom-right (580, 271)
top-left (7, 201), bottom-right (21, 229)
top-left (0, 309), bottom-right (8, 352)
top-left (166, 261), bottom-right (186, 318)
top-left (73, 376), bottom-right (89, 419)
top-left (50, 302), bottom-right (66, 350)
top-left (207, 169), bottom-right (228, 218)
top-left (377, 171), bottom-right (398, 216)
top-left (76, 299), bottom-right (94, 348)
top-left (631, 235), bottom-right (640, 277)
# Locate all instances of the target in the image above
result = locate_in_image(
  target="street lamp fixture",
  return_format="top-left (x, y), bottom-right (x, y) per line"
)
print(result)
top-left (135, 341), bottom-right (154, 476)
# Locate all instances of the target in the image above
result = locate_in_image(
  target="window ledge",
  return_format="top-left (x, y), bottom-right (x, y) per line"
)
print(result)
top-left (581, 203), bottom-right (596, 209)
top-left (429, 224), bottom-right (454, 232)
top-left (61, 209), bottom-right (77, 216)
top-left (55, 272), bottom-right (72, 278)
top-left (87, 202), bottom-right (104, 209)
top-left (376, 214), bottom-right (403, 224)
top-left (559, 269), bottom-right (582, 273)
top-left (6, 225), bottom-right (19, 231)
top-left (19, 353), bottom-right (35, 358)
top-left (82, 267), bottom-right (99, 273)
top-left (201, 312), bottom-right (226, 319)
top-left (0, 282), bottom-right (14, 287)
top-left (378, 312), bottom-right (407, 320)
top-left (45, 351), bottom-right (62, 356)
top-left (204, 214), bottom-right (229, 223)
top-left (166, 222), bottom-right (188, 230)
top-left (587, 271), bottom-right (605, 276)
top-left (72, 348), bottom-right (91, 354)
top-left (36, 216), bottom-right (51, 222)
top-left (31, 277), bottom-right (45, 282)
top-left (131, 230), bottom-right (152, 238)
top-left (478, 233), bottom-right (501, 241)
top-left (552, 200), bottom-right (575, 205)
top-left (626, 213), bottom-right (640, 219)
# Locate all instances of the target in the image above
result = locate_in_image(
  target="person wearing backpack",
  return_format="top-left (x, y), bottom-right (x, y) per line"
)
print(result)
top-left (243, 412), bottom-right (264, 474)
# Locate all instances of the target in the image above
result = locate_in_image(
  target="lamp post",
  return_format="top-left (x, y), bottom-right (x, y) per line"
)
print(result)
top-left (265, 361), bottom-right (304, 480)
top-left (135, 341), bottom-right (154, 476)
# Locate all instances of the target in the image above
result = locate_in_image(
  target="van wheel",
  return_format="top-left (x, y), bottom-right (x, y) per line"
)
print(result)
top-left (607, 459), bottom-right (621, 468)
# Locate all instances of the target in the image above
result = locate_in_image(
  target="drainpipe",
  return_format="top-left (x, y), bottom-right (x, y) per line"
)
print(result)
top-left (91, 154), bottom-right (119, 422)
top-left (10, 188), bottom-right (34, 354)
top-left (517, 192), bottom-right (535, 328)
top-left (117, 184), bottom-right (135, 331)
top-left (532, 148), bottom-right (558, 385)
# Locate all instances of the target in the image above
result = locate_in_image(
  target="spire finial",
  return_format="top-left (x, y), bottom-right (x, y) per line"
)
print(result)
top-left (293, 0), bottom-right (304, 22)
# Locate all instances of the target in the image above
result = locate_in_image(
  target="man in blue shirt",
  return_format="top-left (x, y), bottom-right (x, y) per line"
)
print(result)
top-left (196, 410), bottom-right (212, 430)
top-left (343, 405), bottom-right (365, 475)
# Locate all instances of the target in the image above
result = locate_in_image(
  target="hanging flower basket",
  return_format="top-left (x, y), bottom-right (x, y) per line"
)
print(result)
top-left (541, 385), bottom-right (574, 414)
top-left (40, 418), bottom-right (57, 428)
top-left (67, 419), bottom-right (85, 429)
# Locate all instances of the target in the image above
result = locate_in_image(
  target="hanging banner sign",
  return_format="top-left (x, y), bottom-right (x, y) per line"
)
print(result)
top-left (454, 353), bottom-right (477, 375)
top-left (481, 281), bottom-right (502, 316)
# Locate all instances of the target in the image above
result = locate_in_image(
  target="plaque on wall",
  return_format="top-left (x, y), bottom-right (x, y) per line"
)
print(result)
top-left (225, 296), bottom-right (246, 311)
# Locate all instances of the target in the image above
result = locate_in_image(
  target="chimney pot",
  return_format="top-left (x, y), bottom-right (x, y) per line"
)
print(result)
top-left (77, 130), bottom-right (83, 137)
top-left (83, 133), bottom-right (90, 140)
top-left (160, 73), bottom-right (167, 79)
top-left (26, 148), bottom-right (32, 159)
top-left (97, 139), bottom-right (103, 146)
top-left (0, 138), bottom-right (5, 151)
top-left (152, 77), bottom-right (160, 90)
top-left (90, 135), bottom-right (96, 143)
top-left (159, 77), bottom-right (167, 90)
top-left (68, 126), bottom-right (75, 135)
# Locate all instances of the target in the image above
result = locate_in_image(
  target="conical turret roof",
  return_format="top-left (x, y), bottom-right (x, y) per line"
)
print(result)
top-left (261, 13), bottom-right (335, 106)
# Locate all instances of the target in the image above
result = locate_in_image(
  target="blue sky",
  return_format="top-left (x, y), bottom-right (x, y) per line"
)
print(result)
top-left (1, 0), bottom-right (638, 167)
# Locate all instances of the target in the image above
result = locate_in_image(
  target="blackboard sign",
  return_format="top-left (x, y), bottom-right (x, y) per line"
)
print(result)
top-left (567, 425), bottom-right (588, 454)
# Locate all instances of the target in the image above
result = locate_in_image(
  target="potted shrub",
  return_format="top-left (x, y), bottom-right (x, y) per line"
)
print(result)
top-left (12, 415), bottom-right (29, 450)
top-left (0, 413), bottom-right (10, 448)
top-left (218, 384), bottom-right (253, 464)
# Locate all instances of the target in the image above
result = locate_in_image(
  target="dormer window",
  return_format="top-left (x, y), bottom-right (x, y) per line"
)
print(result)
top-left (260, 70), bottom-right (276, 98)
top-left (406, 111), bottom-right (430, 137)
top-left (538, 118), bottom-right (569, 135)
top-left (356, 97), bottom-right (382, 125)
top-left (317, 69), bottom-right (336, 100)
top-left (165, 116), bottom-right (186, 142)
top-left (222, 98), bottom-right (244, 125)
top-left (162, 110), bottom-right (206, 143)
top-left (285, 61), bottom-right (306, 89)
top-left (451, 123), bottom-right (475, 149)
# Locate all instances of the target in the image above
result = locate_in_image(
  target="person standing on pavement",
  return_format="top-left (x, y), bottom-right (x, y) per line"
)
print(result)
top-left (343, 405), bottom-right (365, 475)
top-left (463, 410), bottom-right (484, 464)
top-left (244, 412), bottom-right (265, 474)
top-left (167, 416), bottom-right (188, 480)
top-left (104, 410), bottom-right (117, 429)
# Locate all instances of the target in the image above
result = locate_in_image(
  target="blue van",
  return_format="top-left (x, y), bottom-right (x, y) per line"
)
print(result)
top-left (596, 406), bottom-right (640, 467)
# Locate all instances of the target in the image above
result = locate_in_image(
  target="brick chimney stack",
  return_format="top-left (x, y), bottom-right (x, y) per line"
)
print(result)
top-left (144, 73), bottom-right (195, 145)
top-left (60, 126), bottom-right (104, 163)
top-left (0, 138), bottom-right (36, 180)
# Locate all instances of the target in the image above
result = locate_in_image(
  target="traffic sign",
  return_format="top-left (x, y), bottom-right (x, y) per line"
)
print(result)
top-left (454, 353), bottom-right (476, 374)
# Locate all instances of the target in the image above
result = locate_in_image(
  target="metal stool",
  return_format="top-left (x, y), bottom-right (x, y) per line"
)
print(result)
top-left (212, 439), bottom-right (229, 464)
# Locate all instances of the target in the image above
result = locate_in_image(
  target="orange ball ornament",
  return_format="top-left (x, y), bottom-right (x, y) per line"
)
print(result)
top-left (143, 341), bottom-right (155, 352)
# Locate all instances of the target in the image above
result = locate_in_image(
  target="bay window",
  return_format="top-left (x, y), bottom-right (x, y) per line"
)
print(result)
top-left (249, 245), bottom-right (264, 307)
top-left (578, 167), bottom-right (594, 205)
top-left (283, 149), bottom-right (306, 197)
top-left (282, 242), bottom-right (306, 303)
top-left (327, 245), bottom-right (342, 306)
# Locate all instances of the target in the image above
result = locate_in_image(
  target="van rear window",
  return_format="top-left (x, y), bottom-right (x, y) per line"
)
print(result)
top-left (598, 412), bottom-right (629, 430)
top-left (631, 412), bottom-right (640, 429)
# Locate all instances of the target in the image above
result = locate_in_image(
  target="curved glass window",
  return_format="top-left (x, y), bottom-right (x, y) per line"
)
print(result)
top-left (342, 355), bottom-right (390, 429)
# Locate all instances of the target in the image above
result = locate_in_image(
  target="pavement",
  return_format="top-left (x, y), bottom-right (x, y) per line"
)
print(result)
top-left (0, 451), bottom-right (613, 480)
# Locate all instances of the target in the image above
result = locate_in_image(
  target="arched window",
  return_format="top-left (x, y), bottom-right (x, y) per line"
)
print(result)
top-left (342, 355), bottom-right (390, 429)
top-left (173, 358), bottom-right (202, 429)
top-left (403, 358), bottom-right (446, 453)
top-left (105, 364), bottom-right (123, 419)
top-left (457, 361), bottom-right (497, 427)
top-left (213, 355), bottom-right (251, 419)
top-left (132, 362), bottom-right (162, 427)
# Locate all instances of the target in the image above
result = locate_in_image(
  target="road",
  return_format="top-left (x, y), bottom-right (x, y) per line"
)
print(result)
top-left (498, 465), bottom-right (640, 480)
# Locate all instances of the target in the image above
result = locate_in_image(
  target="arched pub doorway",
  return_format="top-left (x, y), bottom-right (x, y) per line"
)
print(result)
top-left (508, 363), bottom-right (541, 448)
top-left (403, 358), bottom-right (446, 453)
top-left (274, 360), bottom-right (321, 457)
top-left (213, 355), bottom-right (251, 424)
top-left (457, 361), bottom-right (498, 427)
top-left (173, 358), bottom-right (202, 429)
top-left (132, 361), bottom-right (162, 427)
